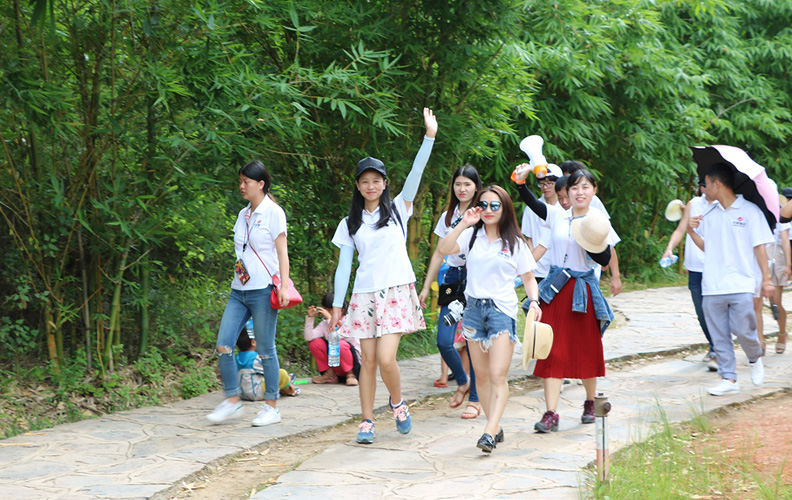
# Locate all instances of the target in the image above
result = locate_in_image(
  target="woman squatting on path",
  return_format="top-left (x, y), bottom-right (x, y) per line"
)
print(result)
top-left (329, 108), bottom-right (438, 444)
top-left (438, 185), bottom-right (541, 453)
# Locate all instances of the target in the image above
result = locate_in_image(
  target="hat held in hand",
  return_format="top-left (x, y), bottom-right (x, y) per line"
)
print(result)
top-left (664, 199), bottom-right (684, 221)
top-left (570, 209), bottom-right (611, 253)
top-left (522, 307), bottom-right (553, 366)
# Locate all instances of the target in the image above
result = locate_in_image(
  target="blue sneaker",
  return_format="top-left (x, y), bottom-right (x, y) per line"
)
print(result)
top-left (357, 419), bottom-right (375, 444)
top-left (390, 399), bottom-right (412, 434)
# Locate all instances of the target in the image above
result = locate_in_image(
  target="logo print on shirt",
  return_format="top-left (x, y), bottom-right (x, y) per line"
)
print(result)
top-left (497, 247), bottom-right (512, 259)
top-left (732, 216), bottom-right (746, 228)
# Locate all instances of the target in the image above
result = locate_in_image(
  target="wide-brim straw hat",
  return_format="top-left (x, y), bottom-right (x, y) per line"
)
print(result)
top-left (522, 307), bottom-right (554, 367)
top-left (664, 199), bottom-right (685, 221)
top-left (570, 209), bottom-right (611, 253)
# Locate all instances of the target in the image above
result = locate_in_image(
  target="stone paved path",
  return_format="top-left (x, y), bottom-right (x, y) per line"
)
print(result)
top-left (1, 287), bottom-right (789, 500)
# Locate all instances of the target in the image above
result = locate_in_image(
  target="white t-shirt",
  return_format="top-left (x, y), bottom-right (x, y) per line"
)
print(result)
top-left (456, 227), bottom-right (536, 320)
top-left (232, 195), bottom-right (287, 290)
top-left (434, 208), bottom-right (466, 267)
top-left (683, 196), bottom-right (712, 273)
top-left (541, 206), bottom-right (618, 276)
top-left (697, 195), bottom-right (774, 296)
top-left (521, 195), bottom-right (559, 279)
top-left (332, 194), bottom-right (416, 293)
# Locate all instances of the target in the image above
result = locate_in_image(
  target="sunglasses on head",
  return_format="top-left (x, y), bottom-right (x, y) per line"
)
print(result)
top-left (477, 200), bottom-right (502, 212)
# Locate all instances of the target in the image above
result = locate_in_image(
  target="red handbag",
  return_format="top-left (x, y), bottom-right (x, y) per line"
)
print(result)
top-left (250, 246), bottom-right (303, 310)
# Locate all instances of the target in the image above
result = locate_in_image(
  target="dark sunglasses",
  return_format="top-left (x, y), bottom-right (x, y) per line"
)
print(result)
top-left (477, 200), bottom-right (502, 212)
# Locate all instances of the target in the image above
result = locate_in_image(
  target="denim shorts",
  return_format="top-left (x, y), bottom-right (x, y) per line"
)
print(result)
top-left (461, 297), bottom-right (517, 350)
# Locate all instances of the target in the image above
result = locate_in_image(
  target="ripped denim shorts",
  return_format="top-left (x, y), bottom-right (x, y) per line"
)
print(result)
top-left (461, 297), bottom-right (517, 350)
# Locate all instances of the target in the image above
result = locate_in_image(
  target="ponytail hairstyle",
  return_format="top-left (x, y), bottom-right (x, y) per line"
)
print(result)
top-left (470, 185), bottom-right (526, 254)
top-left (346, 171), bottom-right (396, 237)
top-left (239, 160), bottom-right (276, 202)
top-left (444, 164), bottom-right (482, 227)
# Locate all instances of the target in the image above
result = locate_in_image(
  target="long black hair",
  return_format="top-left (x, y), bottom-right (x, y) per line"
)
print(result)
top-left (470, 185), bottom-right (526, 255)
top-left (346, 171), bottom-right (398, 237)
top-left (239, 160), bottom-right (275, 201)
top-left (444, 164), bottom-right (482, 227)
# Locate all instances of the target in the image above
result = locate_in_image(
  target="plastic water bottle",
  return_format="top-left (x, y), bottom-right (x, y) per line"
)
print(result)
top-left (659, 255), bottom-right (679, 268)
top-left (328, 328), bottom-right (341, 367)
top-left (245, 319), bottom-right (255, 338)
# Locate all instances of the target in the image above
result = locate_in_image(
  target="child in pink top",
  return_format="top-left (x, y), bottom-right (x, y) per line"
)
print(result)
top-left (305, 293), bottom-right (361, 386)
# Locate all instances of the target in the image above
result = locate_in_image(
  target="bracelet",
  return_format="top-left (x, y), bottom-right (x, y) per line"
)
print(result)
top-left (529, 298), bottom-right (540, 305)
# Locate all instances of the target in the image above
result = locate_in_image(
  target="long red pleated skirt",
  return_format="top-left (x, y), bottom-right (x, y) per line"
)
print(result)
top-left (533, 278), bottom-right (605, 379)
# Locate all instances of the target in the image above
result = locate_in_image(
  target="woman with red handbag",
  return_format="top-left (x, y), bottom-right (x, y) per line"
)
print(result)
top-left (329, 108), bottom-right (438, 444)
top-left (206, 160), bottom-right (292, 427)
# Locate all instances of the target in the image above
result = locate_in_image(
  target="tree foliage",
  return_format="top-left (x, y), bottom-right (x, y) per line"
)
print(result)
top-left (1, 0), bottom-right (791, 380)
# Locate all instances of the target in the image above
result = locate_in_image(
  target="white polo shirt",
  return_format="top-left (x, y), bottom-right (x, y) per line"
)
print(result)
top-left (684, 195), bottom-right (713, 273)
top-left (521, 195), bottom-right (560, 279)
top-left (332, 194), bottom-right (416, 293)
top-left (232, 195), bottom-right (287, 290)
top-left (541, 206), bottom-right (618, 275)
top-left (456, 227), bottom-right (536, 319)
top-left (434, 208), bottom-right (466, 267)
top-left (697, 195), bottom-right (774, 296)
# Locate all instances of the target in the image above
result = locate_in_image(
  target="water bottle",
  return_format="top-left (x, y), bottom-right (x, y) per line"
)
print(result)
top-left (245, 319), bottom-right (255, 339)
top-left (659, 255), bottom-right (678, 268)
top-left (328, 328), bottom-right (341, 367)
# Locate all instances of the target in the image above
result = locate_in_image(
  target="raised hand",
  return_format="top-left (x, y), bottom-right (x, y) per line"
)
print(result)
top-left (462, 206), bottom-right (481, 227)
top-left (424, 108), bottom-right (438, 139)
top-left (307, 305), bottom-right (318, 318)
top-left (513, 163), bottom-right (531, 182)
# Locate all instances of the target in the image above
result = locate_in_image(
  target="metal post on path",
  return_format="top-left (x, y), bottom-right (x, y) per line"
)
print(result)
top-left (595, 392), bottom-right (612, 483)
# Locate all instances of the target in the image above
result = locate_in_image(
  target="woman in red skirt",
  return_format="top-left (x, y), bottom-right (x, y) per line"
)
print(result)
top-left (513, 166), bottom-right (615, 432)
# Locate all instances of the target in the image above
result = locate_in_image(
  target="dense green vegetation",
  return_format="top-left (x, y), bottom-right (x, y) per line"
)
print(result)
top-left (1, 0), bottom-right (791, 402)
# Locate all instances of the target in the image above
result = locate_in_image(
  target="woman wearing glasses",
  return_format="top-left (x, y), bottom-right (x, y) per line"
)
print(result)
top-left (438, 185), bottom-right (540, 453)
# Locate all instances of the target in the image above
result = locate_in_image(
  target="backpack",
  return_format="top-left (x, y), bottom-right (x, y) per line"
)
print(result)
top-left (237, 355), bottom-right (266, 401)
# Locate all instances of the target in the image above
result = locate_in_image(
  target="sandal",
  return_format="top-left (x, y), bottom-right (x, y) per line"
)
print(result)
top-left (777, 342), bottom-right (786, 354)
top-left (433, 379), bottom-right (449, 388)
top-left (280, 384), bottom-right (300, 397)
top-left (461, 402), bottom-right (481, 419)
top-left (449, 383), bottom-right (470, 409)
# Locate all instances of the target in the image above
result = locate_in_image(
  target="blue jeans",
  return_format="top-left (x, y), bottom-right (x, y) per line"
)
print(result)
top-left (461, 297), bottom-right (517, 349)
top-left (437, 267), bottom-right (478, 402)
top-left (216, 287), bottom-right (280, 400)
top-left (688, 271), bottom-right (713, 352)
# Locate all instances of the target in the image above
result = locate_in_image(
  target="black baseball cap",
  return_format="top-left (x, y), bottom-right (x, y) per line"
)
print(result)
top-left (355, 157), bottom-right (387, 179)
top-left (782, 187), bottom-right (792, 199)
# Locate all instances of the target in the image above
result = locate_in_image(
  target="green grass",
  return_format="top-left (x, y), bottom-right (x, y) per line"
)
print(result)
top-left (585, 402), bottom-right (792, 500)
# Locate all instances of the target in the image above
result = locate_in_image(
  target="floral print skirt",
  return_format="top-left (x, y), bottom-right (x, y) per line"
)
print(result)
top-left (343, 283), bottom-right (425, 339)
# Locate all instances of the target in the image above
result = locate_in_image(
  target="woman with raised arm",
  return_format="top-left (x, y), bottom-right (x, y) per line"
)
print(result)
top-left (513, 165), bottom-right (614, 433)
top-left (438, 185), bottom-right (540, 453)
top-left (329, 108), bottom-right (438, 444)
top-left (418, 165), bottom-right (482, 419)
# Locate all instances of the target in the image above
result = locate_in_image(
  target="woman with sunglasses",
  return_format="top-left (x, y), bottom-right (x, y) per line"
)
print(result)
top-left (329, 108), bottom-right (438, 444)
top-left (438, 185), bottom-right (540, 453)
top-left (418, 165), bottom-right (482, 418)
top-left (513, 165), bottom-right (614, 433)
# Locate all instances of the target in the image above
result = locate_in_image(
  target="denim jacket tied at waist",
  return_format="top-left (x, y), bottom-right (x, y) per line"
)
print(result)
top-left (538, 265), bottom-right (614, 336)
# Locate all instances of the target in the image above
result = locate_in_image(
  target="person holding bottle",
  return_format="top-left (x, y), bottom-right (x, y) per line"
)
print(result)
top-left (304, 293), bottom-right (360, 385)
top-left (329, 108), bottom-right (438, 444)
top-left (437, 185), bottom-right (541, 453)
top-left (207, 160), bottom-right (292, 427)
top-left (418, 164), bottom-right (482, 419)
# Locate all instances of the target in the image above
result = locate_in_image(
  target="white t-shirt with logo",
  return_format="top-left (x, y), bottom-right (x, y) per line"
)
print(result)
top-left (332, 194), bottom-right (415, 293)
top-left (232, 195), bottom-right (287, 290)
top-left (456, 227), bottom-right (536, 320)
top-left (696, 195), bottom-right (774, 296)
top-left (434, 208), bottom-right (466, 268)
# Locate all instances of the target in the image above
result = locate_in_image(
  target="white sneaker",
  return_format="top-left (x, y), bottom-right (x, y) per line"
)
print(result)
top-left (749, 357), bottom-right (765, 386)
top-left (707, 378), bottom-right (740, 396)
top-left (701, 352), bottom-right (713, 363)
top-left (252, 404), bottom-right (281, 426)
top-left (207, 399), bottom-right (243, 423)
top-left (706, 356), bottom-right (718, 372)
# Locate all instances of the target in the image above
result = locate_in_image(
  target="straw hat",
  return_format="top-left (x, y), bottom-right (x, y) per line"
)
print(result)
top-left (570, 209), bottom-right (611, 253)
top-left (522, 307), bottom-right (554, 367)
top-left (664, 199), bottom-right (685, 221)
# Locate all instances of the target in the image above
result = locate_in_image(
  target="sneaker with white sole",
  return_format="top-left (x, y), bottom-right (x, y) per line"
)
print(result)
top-left (707, 378), bottom-right (739, 396)
top-left (749, 357), bottom-right (765, 386)
top-left (706, 356), bottom-right (718, 372)
top-left (390, 398), bottom-right (412, 434)
top-left (251, 404), bottom-right (281, 426)
top-left (701, 352), bottom-right (715, 363)
top-left (207, 399), bottom-right (243, 423)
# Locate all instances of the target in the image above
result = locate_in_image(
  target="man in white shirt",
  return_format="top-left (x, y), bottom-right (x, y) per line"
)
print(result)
top-left (688, 164), bottom-right (774, 396)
